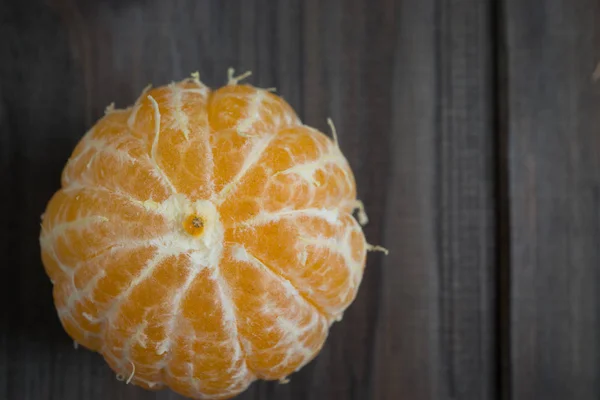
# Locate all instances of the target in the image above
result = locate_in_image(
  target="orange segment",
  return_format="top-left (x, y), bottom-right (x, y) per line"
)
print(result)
top-left (40, 187), bottom-right (167, 270)
top-left (53, 246), bottom-right (157, 351)
top-left (127, 79), bottom-right (214, 199)
top-left (208, 85), bottom-right (300, 197)
top-left (102, 253), bottom-right (191, 386)
top-left (220, 245), bottom-right (329, 379)
top-left (216, 125), bottom-right (357, 227)
top-left (164, 267), bottom-right (254, 398)
top-left (209, 129), bottom-right (257, 193)
top-left (227, 212), bottom-right (366, 318)
top-left (260, 126), bottom-right (356, 212)
top-left (61, 109), bottom-right (173, 202)
top-left (208, 84), bottom-right (299, 135)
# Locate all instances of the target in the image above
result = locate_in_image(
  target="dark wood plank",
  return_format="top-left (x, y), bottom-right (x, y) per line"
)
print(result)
top-left (0, 43), bottom-right (10, 400)
top-left (370, 1), bottom-right (497, 399)
top-left (0, 0), bottom-right (497, 399)
top-left (504, 0), bottom-right (600, 399)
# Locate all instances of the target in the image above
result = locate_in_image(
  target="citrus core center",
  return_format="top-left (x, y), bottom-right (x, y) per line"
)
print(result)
top-left (183, 214), bottom-right (205, 237)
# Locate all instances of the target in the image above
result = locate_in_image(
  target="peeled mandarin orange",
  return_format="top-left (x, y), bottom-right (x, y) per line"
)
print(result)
top-left (39, 71), bottom-right (377, 399)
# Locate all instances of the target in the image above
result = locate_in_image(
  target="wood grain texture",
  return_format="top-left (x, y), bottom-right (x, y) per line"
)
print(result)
top-left (0, 35), bottom-right (10, 400)
top-left (0, 0), bottom-right (496, 399)
top-left (504, 0), bottom-right (600, 399)
top-left (371, 1), bottom-right (497, 399)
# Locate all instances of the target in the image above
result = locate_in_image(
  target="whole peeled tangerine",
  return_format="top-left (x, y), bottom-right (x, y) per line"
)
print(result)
top-left (39, 70), bottom-right (384, 399)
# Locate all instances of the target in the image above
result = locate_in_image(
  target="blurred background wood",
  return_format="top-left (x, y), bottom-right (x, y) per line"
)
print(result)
top-left (503, 0), bottom-right (600, 399)
top-left (1, 0), bottom-right (599, 399)
top-left (372, 1), bottom-right (496, 399)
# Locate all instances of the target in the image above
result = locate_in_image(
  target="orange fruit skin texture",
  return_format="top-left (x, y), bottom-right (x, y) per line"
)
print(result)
top-left (39, 75), bottom-right (367, 399)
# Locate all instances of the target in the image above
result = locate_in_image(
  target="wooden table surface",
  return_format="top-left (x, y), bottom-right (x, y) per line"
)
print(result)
top-left (1, 0), bottom-right (599, 399)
